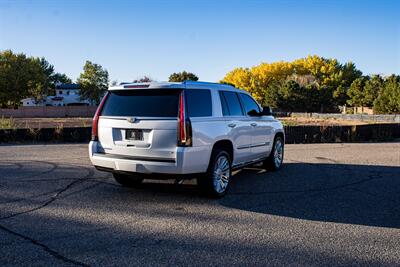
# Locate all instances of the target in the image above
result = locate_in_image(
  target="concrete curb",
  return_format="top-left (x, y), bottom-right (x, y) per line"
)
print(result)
top-left (0, 124), bottom-right (399, 144)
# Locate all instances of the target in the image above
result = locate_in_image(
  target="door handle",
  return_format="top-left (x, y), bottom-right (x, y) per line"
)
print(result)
top-left (251, 123), bottom-right (257, 127)
top-left (228, 123), bottom-right (236, 128)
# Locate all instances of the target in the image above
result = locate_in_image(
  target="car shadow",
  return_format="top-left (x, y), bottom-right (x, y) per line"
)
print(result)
top-left (5, 156), bottom-right (398, 229)
top-left (219, 162), bottom-right (400, 228)
top-left (111, 161), bottom-right (400, 228)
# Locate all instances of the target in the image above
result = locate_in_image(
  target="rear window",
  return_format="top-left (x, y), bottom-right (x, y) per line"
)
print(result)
top-left (101, 89), bottom-right (181, 117)
top-left (186, 89), bottom-right (212, 117)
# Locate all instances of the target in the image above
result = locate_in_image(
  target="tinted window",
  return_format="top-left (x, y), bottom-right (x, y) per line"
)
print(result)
top-left (222, 91), bottom-right (244, 116)
top-left (101, 89), bottom-right (180, 117)
top-left (219, 91), bottom-right (229, 116)
top-left (240, 93), bottom-right (260, 115)
top-left (186, 89), bottom-right (212, 117)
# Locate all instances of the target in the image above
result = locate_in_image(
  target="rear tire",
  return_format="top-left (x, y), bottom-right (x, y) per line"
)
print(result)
top-left (263, 136), bottom-right (284, 171)
top-left (113, 173), bottom-right (144, 188)
top-left (198, 150), bottom-right (232, 198)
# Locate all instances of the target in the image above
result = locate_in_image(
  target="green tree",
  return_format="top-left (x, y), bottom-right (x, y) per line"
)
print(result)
top-left (0, 50), bottom-right (47, 107)
top-left (168, 71), bottom-right (199, 82)
top-left (373, 75), bottom-right (400, 114)
top-left (264, 81), bottom-right (282, 108)
top-left (133, 76), bottom-right (153, 83)
top-left (38, 58), bottom-right (72, 95)
top-left (346, 75), bottom-right (383, 111)
top-left (39, 57), bottom-right (54, 90)
top-left (280, 81), bottom-right (304, 111)
top-left (262, 74), bottom-right (335, 112)
top-left (333, 62), bottom-right (363, 106)
top-left (363, 75), bottom-right (383, 106)
top-left (27, 82), bottom-right (46, 104)
top-left (52, 72), bottom-right (72, 85)
top-left (267, 80), bottom-right (310, 112)
top-left (77, 61), bottom-right (109, 105)
top-left (347, 77), bottom-right (367, 107)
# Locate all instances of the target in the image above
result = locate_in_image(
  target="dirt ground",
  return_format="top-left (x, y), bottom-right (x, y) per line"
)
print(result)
top-left (1, 116), bottom-right (394, 129)
top-left (10, 117), bottom-right (93, 129)
top-left (279, 117), bottom-right (372, 126)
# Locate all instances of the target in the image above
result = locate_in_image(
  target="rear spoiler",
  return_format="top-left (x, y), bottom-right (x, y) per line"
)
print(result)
top-left (109, 82), bottom-right (184, 90)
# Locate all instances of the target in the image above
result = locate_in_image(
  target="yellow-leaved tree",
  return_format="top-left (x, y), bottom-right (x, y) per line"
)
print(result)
top-left (221, 67), bottom-right (252, 91)
top-left (220, 55), bottom-right (362, 112)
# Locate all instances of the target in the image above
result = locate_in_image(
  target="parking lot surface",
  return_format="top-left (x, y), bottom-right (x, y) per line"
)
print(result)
top-left (0, 143), bottom-right (399, 266)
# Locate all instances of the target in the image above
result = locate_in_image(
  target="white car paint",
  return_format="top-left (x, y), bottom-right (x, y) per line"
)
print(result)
top-left (88, 81), bottom-right (284, 176)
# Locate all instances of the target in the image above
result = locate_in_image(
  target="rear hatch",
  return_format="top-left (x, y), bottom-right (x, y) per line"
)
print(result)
top-left (97, 89), bottom-right (181, 162)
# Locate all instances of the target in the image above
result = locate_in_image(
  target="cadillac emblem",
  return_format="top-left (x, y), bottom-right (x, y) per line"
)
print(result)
top-left (127, 117), bottom-right (137, 123)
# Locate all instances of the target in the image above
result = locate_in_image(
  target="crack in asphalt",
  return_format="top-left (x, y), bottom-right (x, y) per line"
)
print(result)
top-left (0, 189), bottom-right (61, 204)
top-left (59, 181), bottom-right (103, 199)
top-left (0, 161), bottom-right (96, 266)
top-left (0, 167), bottom-right (94, 220)
top-left (1, 153), bottom-right (398, 265)
top-left (0, 176), bottom-right (114, 206)
top-left (0, 158), bottom-right (131, 266)
top-left (0, 160), bottom-right (108, 205)
top-left (0, 223), bottom-right (88, 266)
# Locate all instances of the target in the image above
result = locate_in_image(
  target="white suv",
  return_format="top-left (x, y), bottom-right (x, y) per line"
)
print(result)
top-left (89, 81), bottom-right (284, 197)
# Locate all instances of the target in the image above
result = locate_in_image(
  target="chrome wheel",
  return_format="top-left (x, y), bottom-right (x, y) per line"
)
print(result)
top-left (212, 155), bottom-right (230, 194)
top-left (273, 139), bottom-right (283, 168)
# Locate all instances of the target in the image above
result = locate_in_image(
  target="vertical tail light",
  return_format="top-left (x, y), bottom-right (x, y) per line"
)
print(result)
top-left (92, 92), bottom-right (109, 141)
top-left (177, 91), bottom-right (192, 146)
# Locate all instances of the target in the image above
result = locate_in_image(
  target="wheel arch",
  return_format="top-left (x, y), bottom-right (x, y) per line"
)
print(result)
top-left (274, 130), bottom-right (285, 143)
top-left (211, 139), bottom-right (234, 162)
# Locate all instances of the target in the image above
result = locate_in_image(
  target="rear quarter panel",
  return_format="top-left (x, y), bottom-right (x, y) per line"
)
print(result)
top-left (189, 117), bottom-right (228, 169)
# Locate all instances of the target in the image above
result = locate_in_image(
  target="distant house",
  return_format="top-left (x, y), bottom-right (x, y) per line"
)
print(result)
top-left (21, 83), bottom-right (94, 107)
top-left (50, 83), bottom-right (92, 106)
top-left (20, 97), bottom-right (39, 107)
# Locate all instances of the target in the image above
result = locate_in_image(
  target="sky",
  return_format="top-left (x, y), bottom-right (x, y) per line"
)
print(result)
top-left (0, 0), bottom-right (399, 83)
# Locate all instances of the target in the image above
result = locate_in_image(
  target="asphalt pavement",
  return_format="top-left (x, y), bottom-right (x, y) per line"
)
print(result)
top-left (0, 143), bottom-right (399, 266)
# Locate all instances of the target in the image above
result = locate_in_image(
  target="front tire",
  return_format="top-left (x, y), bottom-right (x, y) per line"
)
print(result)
top-left (113, 173), bottom-right (144, 187)
top-left (264, 136), bottom-right (284, 171)
top-left (198, 150), bottom-right (231, 198)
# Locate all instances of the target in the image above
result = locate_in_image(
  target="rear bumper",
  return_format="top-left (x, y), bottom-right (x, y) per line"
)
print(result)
top-left (88, 141), bottom-right (210, 175)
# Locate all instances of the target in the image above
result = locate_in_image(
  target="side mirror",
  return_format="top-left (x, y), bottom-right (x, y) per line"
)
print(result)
top-left (261, 106), bottom-right (272, 116)
top-left (247, 109), bottom-right (261, 116)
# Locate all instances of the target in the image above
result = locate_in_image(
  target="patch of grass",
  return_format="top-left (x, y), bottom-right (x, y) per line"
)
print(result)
top-left (282, 120), bottom-right (298, 127)
top-left (27, 127), bottom-right (40, 139)
top-left (80, 118), bottom-right (89, 127)
top-left (0, 116), bottom-right (16, 129)
top-left (54, 123), bottom-right (64, 135)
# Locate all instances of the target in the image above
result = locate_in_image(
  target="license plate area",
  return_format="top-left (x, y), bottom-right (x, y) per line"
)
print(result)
top-left (125, 129), bottom-right (143, 141)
